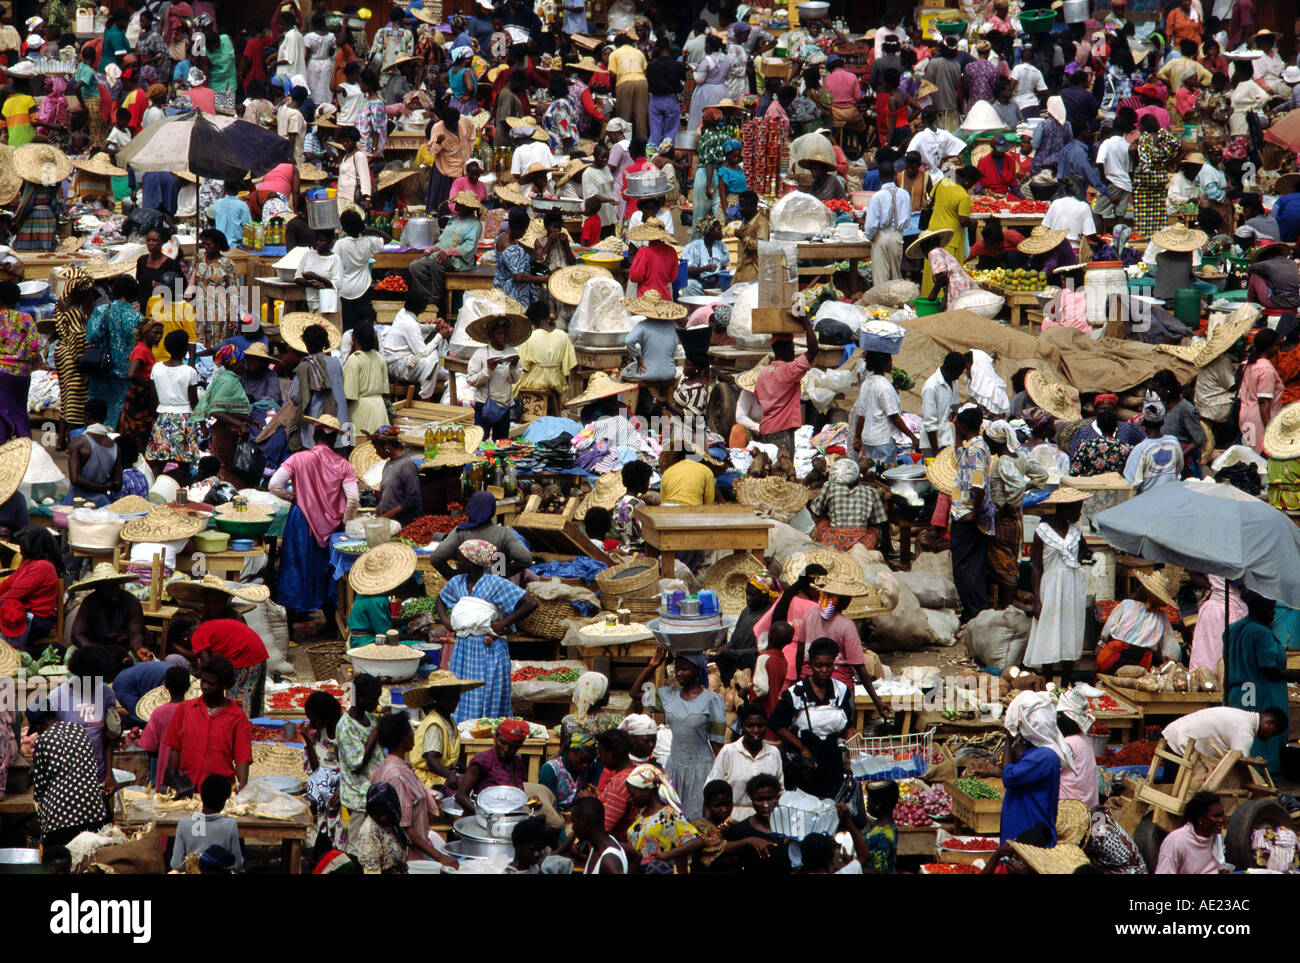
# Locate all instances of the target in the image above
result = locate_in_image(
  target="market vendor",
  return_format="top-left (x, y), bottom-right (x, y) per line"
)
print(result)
top-left (408, 190), bottom-right (484, 312)
top-left (1247, 242), bottom-right (1300, 312)
top-left (1001, 691), bottom-right (1072, 846)
top-left (454, 718), bottom-right (530, 815)
top-left (161, 653), bottom-right (253, 794)
top-left (1155, 791), bottom-right (1228, 874)
top-left (756, 318), bottom-right (818, 457)
top-left (909, 228), bottom-right (977, 311)
top-left (622, 290), bottom-right (686, 410)
top-left (967, 220), bottom-right (1028, 271)
top-left (367, 715), bottom-right (460, 869)
top-left (808, 457), bottom-right (890, 555)
top-left (1148, 223), bottom-right (1204, 303)
top-left (985, 420), bottom-right (1049, 609)
top-left (407, 671), bottom-right (483, 791)
top-left (1225, 590), bottom-right (1300, 774)
top-left (466, 311), bottom-right (526, 441)
top-left (430, 491), bottom-right (533, 579)
top-left (346, 542), bottom-right (417, 649)
top-left (1017, 225), bottom-right (1076, 277)
top-left (769, 638), bottom-right (853, 800)
top-left (367, 426), bottom-right (423, 527)
top-left (182, 617), bottom-right (270, 719)
top-left (68, 563), bottom-right (147, 654)
top-left (539, 733), bottom-right (599, 811)
top-left (1162, 706), bottom-right (1289, 759)
top-left (66, 417), bottom-right (123, 508)
top-left (732, 190), bottom-right (770, 284)
top-left (1097, 570), bottom-right (1179, 673)
top-left (1066, 393), bottom-right (1146, 462)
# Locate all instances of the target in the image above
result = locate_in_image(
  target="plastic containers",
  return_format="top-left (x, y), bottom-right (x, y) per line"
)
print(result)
top-left (1173, 288), bottom-right (1201, 325)
top-left (911, 296), bottom-right (943, 316)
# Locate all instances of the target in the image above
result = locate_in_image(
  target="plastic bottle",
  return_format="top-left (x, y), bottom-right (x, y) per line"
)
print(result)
top-left (424, 423), bottom-right (437, 461)
top-left (501, 457), bottom-right (517, 498)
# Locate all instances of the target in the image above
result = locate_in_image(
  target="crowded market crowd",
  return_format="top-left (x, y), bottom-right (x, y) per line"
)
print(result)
top-left (0, 0), bottom-right (1297, 877)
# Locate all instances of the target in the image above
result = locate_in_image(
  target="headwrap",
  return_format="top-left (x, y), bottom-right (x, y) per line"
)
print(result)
top-left (369, 424), bottom-right (402, 443)
top-left (1022, 406), bottom-right (1056, 435)
top-left (214, 344), bottom-right (243, 368)
top-left (1094, 393), bottom-right (1119, 407)
top-left (1142, 399), bottom-right (1166, 422)
top-left (830, 458), bottom-right (860, 484)
top-left (1004, 690), bottom-right (1077, 773)
top-left (568, 733), bottom-right (597, 752)
top-left (619, 714), bottom-right (657, 737)
top-left (498, 718), bottom-right (531, 744)
top-left (84, 423), bottom-right (114, 437)
top-left (458, 538), bottom-right (497, 568)
top-left (59, 266), bottom-right (93, 297)
top-left (678, 651), bottom-right (709, 687)
top-left (702, 108), bottom-right (722, 126)
top-left (140, 65), bottom-right (160, 88)
top-left (695, 213), bottom-right (720, 237)
top-left (982, 419), bottom-right (1019, 452)
top-left (1056, 687), bottom-right (1095, 736)
top-left (187, 67), bottom-right (207, 87)
top-left (458, 490), bottom-right (497, 529)
top-left (722, 138), bottom-right (742, 154)
top-left (105, 63), bottom-right (122, 85)
top-left (817, 591), bottom-right (838, 620)
top-left (747, 571), bottom-right (780, 600)
top-left (626, 762), bottom-right (685, 810)
top-left (572, 671), bottom-right (609, 718)
top-left (365, 782), bottom-right (408, 845)
top-left (146, 83), bottom-right (169, 100)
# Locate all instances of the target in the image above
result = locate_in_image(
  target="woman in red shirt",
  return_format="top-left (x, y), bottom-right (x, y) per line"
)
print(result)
top-left (627, 221), bottom-right (679, 298)
top-left (976, 136), bottom-right (1027, 196)
top-left (162, 653), bottom-right (253, 793)
top-left (0, 524), bottom-right (63, 647)
top-left (184, 617), bottom-right (270, 719)
top-left (119, 318), bottom-right (163, 453)
top-left (595, 727), bottom-right (637, 842)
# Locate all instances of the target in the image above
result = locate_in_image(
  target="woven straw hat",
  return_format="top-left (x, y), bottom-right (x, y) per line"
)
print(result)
top-left (620, 289), bottom-right (687, 320)
top-left (781, 548), bottom-right (856, 587)
top-left (970, 143), bottom-right (992, 167)
top-left (375, 168), bottom-right (417, 192)
top-left (244, 341), bottom-right (274, 361)
top-left (556, 156), bottom-right (592, 187)
top-left (350, 441), bottom-right (384, 488)
top-left (404, 669), bottom-right (485, 709)
top-left (70, 562), bottom-right (137, 593)
top-left (12, 143), bottom-right (72, 185)
top-left (0, 438), bottom-right (32, 505)
top-left (466, 312), bottom-right (531, 347)
top-left (451, 189), bottom-right (484, 212)
top-left (280, 312), bottom-right (342, 352)
top-left (477, 288), bottom-right (526, 316)
top-left (135, 677), bottom-right (201, 722)
top-left (1152, 222), bottom-right (1207, 252)
top-left (1056, 799), bottom-right (1091, 846)
top-left (735, 476), bottom-right (811, 516)
top-left (1017, 224), bottom-right (1069, 255)
top-left (349, 541), bottom-right (418, 595)
top-left (1025, 370), bottom-right (1080, 421)
top-left (303, 413), bottom-right (345, 435)
top-left (520, 217), bottom-right (575, 249)
top-left (1264, 402), bottom-right (1300, 458)
top-left (1163, 305), bottom-right (1258, 367)
top-left (121, 507), bottom-right (206, 542)
top-left (298, 163), bottom-right (330, 181)
top-left (0, 146), bottom-right (21, 205)
top-left (625, 221), bottom-right (678, 246)
top-left (735, 355), bottom-right (775, 393)
top-left (704, 553), bottom-right (767, 616)
top-left (523, 162), bottom-right (554, 178)
top-left (74, 152), bottom-right (128, 178)
top-left (428, 443), bottom-right (482, 468)
top-left (1009, 841), bottom-right (1091, 874)
top-left (813, 572), bottom-right (871, 598)
top-left (505, 115), bottom-right (538, 130)
top-left (82, 257), bottom-right (138, 279)
top-left (494, 182), bottom-right (529, 207)
top-left (168, 574), bottom-right (270, 610)
top-left (1135, 568), bottom-right (1178, 610)
top-left (926, 447), bottom-right (958, 496)
top-left (549, 264), bottom-right (613, 305)
top-left (566, 55), bottom-right (601, 71)
top-left (0, 641), bottom-right (21, 677)
top-left (904, 228), bottom-right (955, 259)
top-left (1039, 486), bottom-right (1093, 505)
top-left (565, 371), bottom-right (638, 408)
top-left (576, 470), bottom-right (626, 520)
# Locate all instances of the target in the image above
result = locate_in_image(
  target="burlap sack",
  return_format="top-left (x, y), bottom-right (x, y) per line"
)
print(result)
top-left (87, 828), bottom-right (166, 874)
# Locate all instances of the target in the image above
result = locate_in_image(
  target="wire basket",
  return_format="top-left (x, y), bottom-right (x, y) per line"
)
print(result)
top-left (846, 728), bottom-right (937, 782)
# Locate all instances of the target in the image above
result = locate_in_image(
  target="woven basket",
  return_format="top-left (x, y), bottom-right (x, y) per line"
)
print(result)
top-left (595, 558), bottom-right (660, 598)
top-left (601, 593), bottom-right (661, 616)
top-left (520, 597), bottom-right (579, 640)
top-left (306, 641), bottom-right (350, 683)
top-left (250, 742), bottom-right (307, 780)
top-left (735, 476), bottom-right (812, 523)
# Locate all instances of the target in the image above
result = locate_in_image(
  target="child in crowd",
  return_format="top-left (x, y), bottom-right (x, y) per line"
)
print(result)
top-left (147, 330), bottom-right (202, 469)
top-left (171, 774), bottom-right (244, 871)
top-left (105, 108), bottom-right (133, 153)
top-left (580, 195), bottom-right (603, 246)
top-left (138, 664), bottom-right (193, 783)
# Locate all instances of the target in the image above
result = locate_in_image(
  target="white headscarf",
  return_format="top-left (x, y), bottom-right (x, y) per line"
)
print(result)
top-left (982, 419), bottom-right (1019, 452)
top-left (1004, 690), bottom-right (1076, 772)
top-left (831, 458), bottom-right (860, 485)
top-left (572, 671), bottom-right (609, 719)
top-left (968, 349), bottom-right (1010, 416)
top-left (619, 713), bottom-right (657, 736)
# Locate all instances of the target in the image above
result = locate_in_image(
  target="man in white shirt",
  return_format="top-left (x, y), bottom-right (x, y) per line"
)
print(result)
top-left (906, 108), bottom-right (966, 184)
top-left (276, 92), bottom-right (308, 164)
top-left (862, 159), bottom-right (910, 283)
top-left (382, 295), bottom-right (451, 399)
top-left (275, 11), bottom-right (307, 82)
top-left (851, 350), bottom-right (919, 462)
top-left (873, 10), bottom-right (909, 59)
top-left (1042, 192), bottom-right (1097, 245)
top-left (1094, 116), bottom-right (1135, 220)
top-left (921, 351), bottom-right (969, 454)
top-left (705, 705), bottom-right (783, 820)
top-left (335, 209), bottom-right (388, 328)
top-left (334, 61), bottom-right (365, 127)
top-left (1162, 706), bottom-right (1287, 759)
top-left (1009, 59), bottom-right (1048, 118)
top-left (509, 126), bottom-right (558, 177)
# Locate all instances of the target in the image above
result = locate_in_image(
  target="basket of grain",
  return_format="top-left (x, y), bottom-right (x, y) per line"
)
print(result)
top-left (345, 642), bottom-right (424, 681)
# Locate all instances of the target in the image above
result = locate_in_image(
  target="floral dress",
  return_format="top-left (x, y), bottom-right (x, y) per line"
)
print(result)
top-left (191, 255), bottom-right (238, 348)
top-left (304, 727), bottom-right (345, 848)
top-left (350, 815), bottom-right (407, 872)
top-left (304, 31), bottom-right (336, 107)
top-left (1070, 436), bottom-right (1134, 476)
top-left (610, 493), bottom-right (645, 554)
top-left (627, 804), bottom-right (700, 868)
top-left (357, 97), bottom-right (389, 156)
top-left (543, 96), bottom-right (580, 153)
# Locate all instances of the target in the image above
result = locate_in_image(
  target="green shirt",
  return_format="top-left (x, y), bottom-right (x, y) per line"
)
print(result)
top-left (100, 26), bottom-right (129, 71)
top-left (347, 593), bottom-right (393, 648)
top-left (76, 63), bottom-right (99, 102)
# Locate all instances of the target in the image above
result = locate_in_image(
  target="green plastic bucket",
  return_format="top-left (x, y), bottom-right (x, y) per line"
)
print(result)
top-left (935, 18), bottom-right (967, 34)
top-left (1173, 288), bottom-right (1201, 325)
top-left (912, 297), bottom-right (943, 316)
top-left (1215, 289), bottom-right (1249, 303)
top-left (1021, 9), bottom-right (1056, 33)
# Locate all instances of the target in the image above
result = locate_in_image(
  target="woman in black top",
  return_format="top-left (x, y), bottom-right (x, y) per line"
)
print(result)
top-left (769, 637), bottom-right (855, 799)
top-left (135, 227), bottom-right (185, 298)
top-left (721, 773), bottom-right (790, 873)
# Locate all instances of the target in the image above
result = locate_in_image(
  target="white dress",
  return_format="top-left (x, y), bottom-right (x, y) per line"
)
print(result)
top-left (1025, 522), bottom-right (1086, 666)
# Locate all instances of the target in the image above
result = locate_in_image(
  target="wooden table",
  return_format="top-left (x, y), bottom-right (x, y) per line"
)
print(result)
top-left (458, 735), bottom-right (560, 783)
top-left (1099, 676), bottom-right (1220, 720)
top-left (121, 810), bottom-right (314, 874)
top-left (176, 546), bottom-right (268, 579)
top-left (16, 252), bottom-right (89, 282)
top-left (795, 241), bottom-right (872, 294)
top-left (1088, 688), bottom-right (1143, 744)
top-left (635, 505), bottom-right (773, 577)
top-left (391, 399), bottom-right (475, 445)
top-left (444, 265), bottom-right (497, 316)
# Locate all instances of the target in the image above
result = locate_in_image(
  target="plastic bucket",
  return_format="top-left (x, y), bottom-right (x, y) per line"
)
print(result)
top-left (912, 297), bottom-right (943, 316)
top-left (1021, 9), bottom-right (1056, 32)
top-left (1173, 288), bottom-right (1201, 325)
top-left (935, 18), bottom-right (967, 34)
top-left (717, 270), bottom-right (734, 290)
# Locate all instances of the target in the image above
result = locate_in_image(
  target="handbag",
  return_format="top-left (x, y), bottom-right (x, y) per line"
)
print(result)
top-left (480, 396), bottom-right (512, 425)
top-left (78, 340), bottom-right (112, 375)
top-left (780, 697), bottom-right (820, 788)
top-left (232, 436), bottom-right (267, 479)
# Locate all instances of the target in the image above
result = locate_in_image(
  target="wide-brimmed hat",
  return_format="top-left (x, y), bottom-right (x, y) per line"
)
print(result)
top-left (575, 471), bottom-right (626, 520)
top-left (621, 289), bottom-right (687, 319)
top-left (12, 143), bottom-right (72, 185)
top-left (244, 341), bottom-right (274, 361)
top-left (1025, 370), bottom-right (1080, 421)
top-left (1056, 799), bottom-right (1091, 846)
top-left (404, 670), bottom-right (485, 709)
top-left (168, 574), bottom-right (271, 611)
top-left (81, 257), bottom-right (138, 280)
top-left (74, 152), bottom-right (128, 178)
top-left (735, 355), bottom-right (775, 393)
top-left (1197, 306), bottom-right (1258, 365)
top-left (565, 371), bottom-right (638, 408)
top-left (476, 288), bottom-right (526, 316)
top-left (1010, 841), bottom-right (1090, 874)
top-left (121, 507), bottom-right (206, 542)
top-left (1250, 240), bottom-right (1290, 262)
top-left (0, 146), bottom-right (22, 205)
top-left (1038, 486), bottom-right (1093, 505)
top-left (1018, 224), bottom-right (1069, 255)
top-left (549, 263), bottom-right (613, 305)
top-left (703, 552), bottom-right (767, 616)
top-left (466, 312), bottom-right (531, 347)
top-left (566, 55), bottom-right (601, 71)
top-left (780, 548), bottom-right (857, 587)
top-left (298, 162), bottom-right (330, 181)
top-left (1264, 402), bottom-right (1300, 459)
top-left (70, 562), bottom-right (137, 593)
top-left (812, 571), bottom-right (872, 599)
top-left (280, 311), bottom-right (342, 352)
top-left (428, 443), bottom-right (482, 468)
top-left (624, 220), bottom-right (677, 246)
top-left (304, 413), bottom-right (346, 434)
top-left (523, 161), bottom-right (554, 178)
top-left (905, 228), bottom-right (955, 259)
top-left (385, 54), bottom-right (421, 71)
top-left (494, 182), bottom-right (529, 207)
top-left (556, 156), bottom-right (591, 186)
top-left (1152, 222), bottom-right (1207, 252)
top-left (348, 541), bottom-right (418, 595)
top-left (735, 475), bottom-right (811, 517)
top-left (375, 168), bottom-right (417, 192)
top-left (0, 438), bottom-right (32, 505)
top-left (706, 97), bottom-right (743, 111)
top-left (1135, 568), bottom-right (1178, 610)
top-left (796, 138), bottom-right (838, 171)
top-left (410, 5), bottom-right (440, 24)
top-left (926, 447), bottom-right (958, 496)
top-left (135, 677), bottom-right (202, 722)
top-left (451, 188), bottom-right (484, 211)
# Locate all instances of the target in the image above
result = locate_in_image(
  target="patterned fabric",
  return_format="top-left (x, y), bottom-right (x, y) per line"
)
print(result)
top-left (1133, 129), bottom-right (1182, 237)
top-left (0, 309), bottom-right (42, 376)
top-left (812, 518), bottom-right (880, 552)
top-left (1084, 809), bottom-right (1147, 873)
top-left (31, 721), bottom-right (106, 836)
top-left (470, 746), bottom-right (528, 788)
top-left (146, 412), bottom-right (203, 464)
top-left (85, 300), bottom-right (143, 429)
top-left (1071, 436), bottom-right (1134, 476)
top-left (349, 809), bottom-right (407, 872)
top-left (610, 493), bottom-right (645, 553)
top-left (863, 823), bottom-right (898, 873)
top-left (964, 59), bottom-right (999, 107)
top-left (371, 24), bottom-right (414, 82)
top-left (808, 481), bottom-right (888, 529)
top-left (305, 726), bottom-right (345, 847)
top-left (336, 711), bottom-right (380, 812)
top-left (543, 96), bottom-right (579, 153)
top-left (357, 98), bottom-right (388, 155)
top-left (952, 436), bottom-right (996, 534)
top-left (698, 123), bottom-right (739, 167)
top-left (628, 804), bottom-right (700, 867)
top-left (494, 242), bottom-right (537, 308)
top-left (13, 185), bottom-right (59, 251)
top-left (740, 116), bottom-right (788, 198)
top-left (439, 572), bottom-right (528, 722)
top-left (191, 255), bottom-right (238, 347)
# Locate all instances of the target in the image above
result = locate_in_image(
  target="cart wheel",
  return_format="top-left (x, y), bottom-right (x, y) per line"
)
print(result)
top-left (1132, 813), bottom-right (1166, 873)
top-left (1224, 798), bottom-right (1293, 870)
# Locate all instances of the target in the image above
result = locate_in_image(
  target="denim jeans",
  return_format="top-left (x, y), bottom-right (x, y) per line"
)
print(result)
top-left (648, 94), bottom-right (681, 148)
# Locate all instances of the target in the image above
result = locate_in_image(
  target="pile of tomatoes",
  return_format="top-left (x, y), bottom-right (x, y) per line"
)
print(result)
top-left (942, 838), bottom-right (1000, 852)
top-left (823, 197), bottom-right (854, 214)
top-left (921, 862), bottom-right (981, 874)
top-left (267, 684), bottom-right (346, 713)
top-left (971, 197), bottom-right (1050, 215)
top-left (1088, 694), bottom-right (1125, 714)
top-left (375, 274), bottom-right (408, 293)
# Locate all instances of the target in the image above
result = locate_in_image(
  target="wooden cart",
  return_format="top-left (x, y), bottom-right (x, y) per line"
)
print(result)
top-left (1098, 676), bottom-right (1221, 719)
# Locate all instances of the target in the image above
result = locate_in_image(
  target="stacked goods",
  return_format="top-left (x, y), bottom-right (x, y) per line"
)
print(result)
top-left (266, 682), bottom-right (346, 713)
top-left (970, 197), bottom-right (1049, 215)
top-left (942, 837), bottom-right (999, 853)
top-left (375, 274), bottom-right (408, 293)
top-left (894, 798), bottom-right (931, 827)
top-left (953, 777), bottom-right (1001, 800)
top-left (1106, 661), bottom-right (1214, 694)
top-left (596, 559), bottom-right (660, 615)
top-left (1097, 740), bottom-right (1160, 766)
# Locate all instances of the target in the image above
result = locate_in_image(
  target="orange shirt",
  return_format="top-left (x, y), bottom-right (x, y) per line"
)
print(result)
top-left (1276, 344), bottom-right (1300, 406)
top-left (1164, 8), bottom-right (1202, 46)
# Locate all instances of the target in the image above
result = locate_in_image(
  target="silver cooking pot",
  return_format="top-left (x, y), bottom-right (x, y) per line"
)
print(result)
top-left (400, 217), bottom-right (440, 249)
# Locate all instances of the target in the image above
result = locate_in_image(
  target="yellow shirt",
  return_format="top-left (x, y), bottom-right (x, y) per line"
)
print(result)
top-left (609, 46), bottom-right (647, 85)
top-left (515, 327), bottom-right (577, 394)
top-left (660, 460), bottom-right (716, 506)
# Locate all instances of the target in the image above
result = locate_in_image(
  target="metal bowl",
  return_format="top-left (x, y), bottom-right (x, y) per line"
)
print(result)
top-left (573, 330), bottom-right (631, 348)
top-left (674, 130), bottom-right (699, 152)
top-left (476, 785), bottom-right (528, 817)
top-left (531, 197), bottom-right (583, 213)
top-left (400, 217), bottom-right (440, 249)
top-left (796, 1), bottom-right (830, 18)
top-left (445, 838), bottom-right (508, 861)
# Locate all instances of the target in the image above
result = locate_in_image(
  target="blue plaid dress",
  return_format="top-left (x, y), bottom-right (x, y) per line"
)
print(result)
top-left (440, 573), bottom-right (527, 723)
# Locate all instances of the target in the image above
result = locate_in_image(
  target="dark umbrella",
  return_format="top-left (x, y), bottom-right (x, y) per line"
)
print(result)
top-left (116, 112), bottom-right (294, 181)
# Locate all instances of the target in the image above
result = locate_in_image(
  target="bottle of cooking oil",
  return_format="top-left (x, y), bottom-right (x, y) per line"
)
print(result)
top-left (424, 423), bottom-right (436, 461)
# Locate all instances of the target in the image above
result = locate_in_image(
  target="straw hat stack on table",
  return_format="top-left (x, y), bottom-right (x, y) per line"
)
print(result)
top-left (1025, 370), bottom-right (1081, 422)
top-left (120, 507), bottom-right (207, 543)
top-left (348, 542), bottom-right (417, 597)
top-left (565, 371), bottom-right (638, 409)
top-left (549, 264), bottom-right (613, 306)
top-left (280, 312), bottom-right (342, 352)
top-left (734, 476), bottom-right (812, 523)
top-left (702, 552), bottom-right (766, 616)
top-left (575, 470), bottom-right (625, 520)
top-left (168, 573), bottom-right (271, 612)
top-left (427, 443), bottom-right (482, 468)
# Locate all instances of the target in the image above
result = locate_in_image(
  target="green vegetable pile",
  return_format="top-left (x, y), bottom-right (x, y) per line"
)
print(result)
top-left (539, 668), bottom-right (581, 682)
top-left (891, 367), bottom-right (913, 391)
top-left (20, 645), bottom-right (63, 673)
top-left (954, 777), bottom-right (1001, 800)
top-left (401, 596), bottom-right (440, 617)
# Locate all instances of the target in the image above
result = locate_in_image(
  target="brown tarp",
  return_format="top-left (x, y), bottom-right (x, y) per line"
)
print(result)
top-left (894, 310), bottom-right (1200, 411)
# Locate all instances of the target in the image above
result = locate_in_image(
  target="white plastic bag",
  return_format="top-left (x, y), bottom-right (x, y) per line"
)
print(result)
top-left (813, 300), bottom-right (867, 332)
top-left (804, 368), bottom-right (853, 413)
top-left (570, 276), bottom-right (636, 338)
top-left (234, 780), bottom-right (311, 819)
top-left (769, 190), bottom-right (835, 236)
top-left (725, 282), bottom-right (770, 348)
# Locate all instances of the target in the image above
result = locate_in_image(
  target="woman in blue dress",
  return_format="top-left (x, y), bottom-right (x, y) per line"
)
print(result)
top-left (689, 35), bottom-right (732, 132)
top-left (84, 275), bottom-right (145, 431)
top-left (436, 539), bottom-right (538, 723)
top-left (1226, 590), bottom-right (1300, 775)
